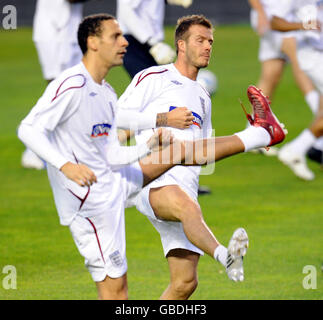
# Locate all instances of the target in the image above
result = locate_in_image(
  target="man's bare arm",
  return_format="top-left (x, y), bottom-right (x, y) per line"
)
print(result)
top-left (271, 15), bottom-right (320, 32)
top-left (157, 107), bottom-right (194, 129)
top-left (271, 16), bottom-right (304, 32)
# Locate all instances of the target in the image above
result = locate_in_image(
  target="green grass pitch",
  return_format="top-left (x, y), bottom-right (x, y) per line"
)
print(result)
top-left (0, 25), bottom-right (322, 300)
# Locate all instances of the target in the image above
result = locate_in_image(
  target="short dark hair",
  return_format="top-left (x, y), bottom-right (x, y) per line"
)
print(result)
top-left (175, 15), bottom-right (213, 53)
top-left (77, 13), bottom-right (115, 54)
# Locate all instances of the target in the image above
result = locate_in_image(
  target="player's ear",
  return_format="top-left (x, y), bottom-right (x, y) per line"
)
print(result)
top-left (177, 39), bottom-right (186, 54)
top-left (87, 35), bottom-right (99, 52)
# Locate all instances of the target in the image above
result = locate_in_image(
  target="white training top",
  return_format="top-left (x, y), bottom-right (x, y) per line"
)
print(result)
top-left (116, 0), bottom-right (165, 45)
top-left (18, 62), bottom-right (151, 226)
top-left (33, 0), bottom-right (83, 43)
top-left (276, 0), bottom-right (323, 50)
top-left (118, 64), bottom-right (213, 198)
top-left (259, 0), bottom-right (288, 19)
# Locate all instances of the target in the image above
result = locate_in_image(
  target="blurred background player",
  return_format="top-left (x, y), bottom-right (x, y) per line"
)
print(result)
top-left (248, 0), bottom-right (320, 155)
top-left (116, 0), bottom-right (192, 79)
top-left (116, 0), bottom-right (211, 194)
top-left (269, 0), bottom-right (323, 180)
top-left (21, 0), bottom-right (87, 170)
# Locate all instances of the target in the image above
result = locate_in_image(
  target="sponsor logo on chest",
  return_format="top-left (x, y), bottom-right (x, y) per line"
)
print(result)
top-left (91, 123), bottom-right (112, 138)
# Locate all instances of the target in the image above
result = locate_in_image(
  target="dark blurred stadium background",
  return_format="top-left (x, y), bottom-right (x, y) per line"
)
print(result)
top-left (4, 0), bottom-right (250, 26)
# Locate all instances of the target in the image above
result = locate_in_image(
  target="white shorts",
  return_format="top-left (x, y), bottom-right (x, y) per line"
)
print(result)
top-left (136, 177), bottom-right (204, 257)
top-left (258, 31), bottom-right (287, 62)
top-left (69, 162), bottom-right (143, 282)
top-left (298, 47), bottom-right (323, 94)
top-left (35, 41), bottom-right (82, 80)
top-left (250, 10), bottom-right (287, 62)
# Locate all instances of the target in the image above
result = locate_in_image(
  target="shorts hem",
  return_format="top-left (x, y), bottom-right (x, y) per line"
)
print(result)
top-left (90, 267), bottom-right (128, 282)
top-left (164, 246), bottom-right (204, 258)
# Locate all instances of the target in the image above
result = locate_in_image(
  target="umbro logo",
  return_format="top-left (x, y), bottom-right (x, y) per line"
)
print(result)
top-left (89, 92), bottom-right (97, 97)
top-left (171, 80), bottom-right (183, 86)
top-left (200, 97), bottom-right (206, 116)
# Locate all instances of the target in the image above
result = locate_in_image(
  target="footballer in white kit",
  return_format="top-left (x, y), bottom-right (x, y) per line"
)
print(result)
top-left (266, 0), bottom-right (323, 92)
top-left (19, 62), bottom-right (147, 281)
top-left (273, 0), bottom-right (323, 179)
top-left (23, 0), bottom-right (85, 171)
top-left (33, 0), bottom-right (84, 81)
top-left (250, 0), bottom-right (290, 61)
top-left (118, 63), bottom-right (212, 256)
top-left (117, 0), bottom-right (191, 77)
top-left (294, 0), bottom-right (323, 94)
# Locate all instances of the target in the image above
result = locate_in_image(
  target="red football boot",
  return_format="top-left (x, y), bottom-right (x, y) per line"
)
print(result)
top-left (241, 85), bottom-right (287, 147)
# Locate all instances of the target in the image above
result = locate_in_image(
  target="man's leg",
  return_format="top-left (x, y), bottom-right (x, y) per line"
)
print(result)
top-left (149, 185), bottom-right (220, 257)
top-left (160, 249), bottom-right (200, 300)
top-left (281, 37), bottom-right (316, 97)
top-left (140, 84), bottom-right (286, 185)
top-left (69, 210), bottom-right (129, 300)
top-left (123, 35), bottom-right (157, 79)
top-left (96, 274), bottom-right (128, 300)
top-left (136, 183), bottom-right (249, 282)
top-left (310, 96), bottom-right (323, 137)
top-left (258, 59), bottom-right (285, 98)
top-left (278, 96), bottom-right (323, 180)
top-left (308, 99), bottom-right (323, 163)
top-left (281, 37), bottom-right (319, 114)
top-left (139, 135), bottom-right (246, 186)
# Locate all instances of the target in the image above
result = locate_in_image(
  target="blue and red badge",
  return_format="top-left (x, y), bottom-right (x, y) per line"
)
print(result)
top-left (169, 106), bottom-right (203, 129)
top-left (91, 123), bottom-right (111, 137)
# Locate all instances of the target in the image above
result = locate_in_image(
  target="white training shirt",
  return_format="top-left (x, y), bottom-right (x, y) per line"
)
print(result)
top-left (118, 64), bottom-right (213, 197)
top-left (18, 62), bottom-right (151, 226)
top-left (33, 0), bottom-right (83, 43)
top-left (259, 0), bottom-right (289, 19)
top-left (276, 0), bottom-right (323, 51)
top-left (116, 0), bottom-right (165, 45)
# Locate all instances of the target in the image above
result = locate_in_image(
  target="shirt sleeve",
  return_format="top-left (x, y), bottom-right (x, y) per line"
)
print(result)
top-left (17, 123), bottom-right (68, 170)
top-left (118, 68), bottom-right (165, 110)
top-left (21, 74), bottom-right (85, 131)
top-left (18, 74), bottom-right (85, 169)
top-left (105, 118), bottom-right (151, 170)
top-left (115, 108), bottom-right (157, 130)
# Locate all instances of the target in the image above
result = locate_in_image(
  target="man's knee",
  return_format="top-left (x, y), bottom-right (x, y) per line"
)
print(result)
top-left (97, 275), bottom-right (128, 300)
top-left (259, 60), bottom-right (284, 95)
top-left (171, 278), bottom-right (198, 299)
top-left (150, 186), bottom-right (202, 222)
top-left (98, 287), bottom-right (128, 300)
top-left (169, 199), bottom-right (203, 223)
top-left (178, 200), bottom-right (203, 223)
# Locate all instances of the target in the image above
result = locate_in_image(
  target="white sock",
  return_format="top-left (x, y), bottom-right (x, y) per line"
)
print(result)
top-left (214, 245), bottom-right (228, 267)
top-left (305, 90), bottom-right (319, 114)
top-left (285, 129), bottom-right (316, 156)
top-left (313, 136), bottom-right (323, 151)
top-left (235, 126), bottom-right (271, 152)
